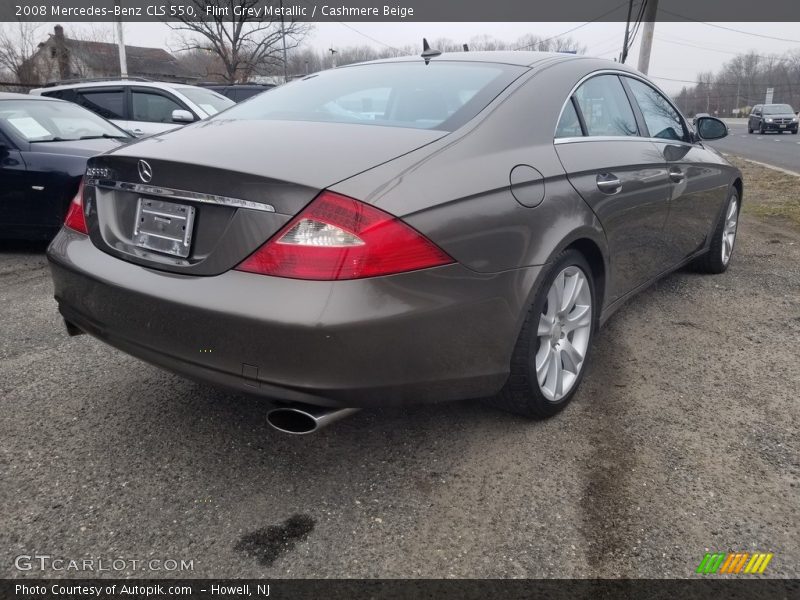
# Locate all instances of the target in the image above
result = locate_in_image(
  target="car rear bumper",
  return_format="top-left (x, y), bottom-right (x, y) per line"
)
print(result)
top-left (47, 229), bottom-right (541, 408)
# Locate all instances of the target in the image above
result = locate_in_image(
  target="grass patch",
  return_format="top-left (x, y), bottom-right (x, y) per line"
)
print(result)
top-left (726, 156), bottom-right (800, 228)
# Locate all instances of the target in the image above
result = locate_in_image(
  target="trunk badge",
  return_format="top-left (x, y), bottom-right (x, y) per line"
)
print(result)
top-left (138, 160), bottom-right (153, 183)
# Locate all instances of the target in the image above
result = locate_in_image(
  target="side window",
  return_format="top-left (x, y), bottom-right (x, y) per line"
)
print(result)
top-left (131, 90), bottom-right (184, 123)
top-left (625, 78), bottom-right (687, 141)
top-left (573, 75), bottom-right (638, 137)
top-left (77, 89), bottom-right (125, 120)
top-left (555, 99), bottom-right (583, 138)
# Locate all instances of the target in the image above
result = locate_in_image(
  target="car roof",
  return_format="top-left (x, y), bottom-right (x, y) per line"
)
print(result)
top-left (350, 50), bottom-right (609, 68)
top-left (31, 79), bottom-right (192, 93)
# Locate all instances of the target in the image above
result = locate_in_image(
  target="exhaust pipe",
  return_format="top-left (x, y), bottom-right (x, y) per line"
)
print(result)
top-left (267, 405), bottom-right (359, 435)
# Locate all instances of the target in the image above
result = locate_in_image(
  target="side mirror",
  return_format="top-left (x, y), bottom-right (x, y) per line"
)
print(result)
top-left (171, 109), bottom-right (195, 124)
top-left (0, 143), bottom-right (8, 158)
top-left (695, 116), bottom-right (728, 141)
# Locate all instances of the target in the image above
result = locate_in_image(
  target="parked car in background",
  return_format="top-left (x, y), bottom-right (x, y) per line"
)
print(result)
top-left (197, 83), bottom-right (275, 103)
top-left (747, 103), bottom-right (798, 134)
top-left (47, 52), bottom-right (742, 434)
top-left (0, 93), bottom-right (131, 240)
top-left (30, 79), bottom-right (234, 137)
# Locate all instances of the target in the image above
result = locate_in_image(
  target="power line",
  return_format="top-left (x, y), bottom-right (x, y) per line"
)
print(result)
top-left (514, 1), bottom-right (629, 51)
top-left (335, 22), bottom-right (401, 53)
top-left (626, 0), bottom-right (648, 52)
top-left (659, 10), bottom-right (800, 43)
top-left (654, 35), bottom-right (793, 61)
top-left (651, 75), bottom-right (798, 89)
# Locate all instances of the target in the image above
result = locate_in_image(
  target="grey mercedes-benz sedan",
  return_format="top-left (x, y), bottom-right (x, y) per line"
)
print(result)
top-left (47, 51), bottom-right (742, 434)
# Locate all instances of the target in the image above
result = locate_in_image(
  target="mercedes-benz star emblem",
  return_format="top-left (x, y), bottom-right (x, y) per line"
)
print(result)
top-left (138, 160), bottom-right (153, 183)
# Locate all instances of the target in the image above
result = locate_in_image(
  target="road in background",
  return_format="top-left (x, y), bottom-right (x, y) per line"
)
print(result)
top-left (710, 121), bottom-right (800, 173)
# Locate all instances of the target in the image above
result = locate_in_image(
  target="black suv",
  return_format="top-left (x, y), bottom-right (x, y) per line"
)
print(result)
top-left (748, 103), bottom-right (798, 134)
top-left (196, 83), bottom-right (275, 103)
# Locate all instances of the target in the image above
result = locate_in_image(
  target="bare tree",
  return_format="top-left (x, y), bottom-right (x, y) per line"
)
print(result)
top-left (0, 21), bottom-right (44, 85)
top-left (167, 0), bottom-right (310, 83)
top-left (174, 48), bottom-right (225, 82)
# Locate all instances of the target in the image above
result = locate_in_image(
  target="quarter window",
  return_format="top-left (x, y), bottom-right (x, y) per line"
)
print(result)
top-left (573, 75), bottom-right (638, 137)
top-left (555, 99), bottom-right (583, 138)
top-left (626, 78), bottom-right (686, 141)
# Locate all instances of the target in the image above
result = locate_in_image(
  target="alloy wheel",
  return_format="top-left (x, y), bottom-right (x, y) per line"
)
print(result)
top-left (721, 197), bottom-right (739, 265)
top-left (535, 266), bottom-right (592, 402)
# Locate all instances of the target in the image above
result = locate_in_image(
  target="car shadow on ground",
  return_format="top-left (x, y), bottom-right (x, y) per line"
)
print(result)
top-left (0, 239), bottom-right (50, 253)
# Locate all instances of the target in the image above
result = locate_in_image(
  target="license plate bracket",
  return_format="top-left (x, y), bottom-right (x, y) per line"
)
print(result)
top-left (133, 197), bottom-right (195, 258)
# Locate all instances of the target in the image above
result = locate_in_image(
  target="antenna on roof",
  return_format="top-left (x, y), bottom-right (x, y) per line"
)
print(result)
top-left (421, 38), bottom-right (441, 65)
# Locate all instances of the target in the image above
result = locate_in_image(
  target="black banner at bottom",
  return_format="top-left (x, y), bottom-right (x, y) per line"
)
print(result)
top-left (2, 579), bottom-right (799, 600)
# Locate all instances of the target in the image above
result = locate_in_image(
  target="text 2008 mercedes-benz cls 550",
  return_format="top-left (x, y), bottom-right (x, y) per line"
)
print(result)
top-left (47, 51), bottom-right (742, 433)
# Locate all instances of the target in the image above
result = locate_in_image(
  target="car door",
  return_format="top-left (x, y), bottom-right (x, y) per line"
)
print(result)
top-left (554, 73), bottom-right (671, 302)
top-left (129, 87), bottom-right (194, 136)
top-left (751, 105), bottom-right (762, 131)
top-left (622, 76), bottom-right (729, 264)
top-left (0, 128), bottom-right (32, 234)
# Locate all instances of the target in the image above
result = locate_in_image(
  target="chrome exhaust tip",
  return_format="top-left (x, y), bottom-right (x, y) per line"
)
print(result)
top-left (267, 406), bottom-right (359, 435)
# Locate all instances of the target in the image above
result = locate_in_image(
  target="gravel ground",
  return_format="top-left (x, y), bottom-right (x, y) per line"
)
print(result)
top-left (1, 162), bottom-right (798, 579)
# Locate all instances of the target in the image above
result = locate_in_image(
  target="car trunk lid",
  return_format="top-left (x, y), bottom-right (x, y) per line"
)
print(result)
top-left (83, 120), bottom-right (446, 276)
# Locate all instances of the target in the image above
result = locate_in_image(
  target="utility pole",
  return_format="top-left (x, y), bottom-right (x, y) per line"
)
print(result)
top-left (279, 0), bottom-right (288, 83)
top-left (636, 0), bottom-right (658, 75)
top-left (620, 0), bottom-right (634, 64)
top-left (115, 0), bottom-right (128, 78)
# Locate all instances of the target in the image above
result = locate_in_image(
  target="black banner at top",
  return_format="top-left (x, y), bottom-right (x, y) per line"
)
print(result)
top-left (2, 0), bottom-right (800, 22)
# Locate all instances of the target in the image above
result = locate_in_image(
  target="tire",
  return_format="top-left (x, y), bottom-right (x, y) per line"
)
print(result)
top-left (748, 125), bottom-right (753, 133)
top-left (490, 249), bottom-right (596, 418)
top-left (694, 189), bottom-right (740, 274)
top-left (759, 124), bottom-right (765, 135)
top-left (792, 129), bottom-right (798, 135)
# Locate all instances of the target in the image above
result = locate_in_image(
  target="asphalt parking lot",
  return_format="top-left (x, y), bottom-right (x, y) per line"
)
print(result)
top-left (2, 162), bottom-right (799, 580)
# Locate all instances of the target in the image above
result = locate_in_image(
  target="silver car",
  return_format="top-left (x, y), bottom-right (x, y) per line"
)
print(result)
top-left (31, 79), bottom-right (234, 137)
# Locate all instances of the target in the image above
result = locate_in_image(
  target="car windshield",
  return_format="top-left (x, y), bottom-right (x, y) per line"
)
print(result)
top-left (763, 104), bottom-right (794, 115)
top-left (178, 87), bottom-right (235, 115)
top-left (0, 99), bottom-right (130, 142)
top-left (214, 61), bottom-right (527, 131)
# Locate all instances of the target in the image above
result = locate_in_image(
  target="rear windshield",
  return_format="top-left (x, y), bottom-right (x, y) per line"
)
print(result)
top-left (763, 104), bottom-right (794, 114)
top-left (214, 61), bottom-right (527, 131)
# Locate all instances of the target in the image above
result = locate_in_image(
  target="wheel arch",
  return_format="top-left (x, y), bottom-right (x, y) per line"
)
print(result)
top-left (563, 237), bottom-right (606, 317)
top-left (732, 177), bottom-right (743, 205)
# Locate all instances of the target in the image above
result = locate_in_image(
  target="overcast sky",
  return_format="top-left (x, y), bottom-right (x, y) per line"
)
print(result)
top-left (37, 21), bottom-right (800, 94)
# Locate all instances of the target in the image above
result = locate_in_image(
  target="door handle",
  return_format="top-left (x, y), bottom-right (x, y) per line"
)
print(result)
top-left (596, 173), bottom-right (622, 194)
top-left (669, 168), bottom-right (685, 183)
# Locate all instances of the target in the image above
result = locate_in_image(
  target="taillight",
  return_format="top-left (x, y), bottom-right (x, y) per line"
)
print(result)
top-left (236, 191), bottom-right (453, 280)
top-left (64, 178), bottom-right (88, 235)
